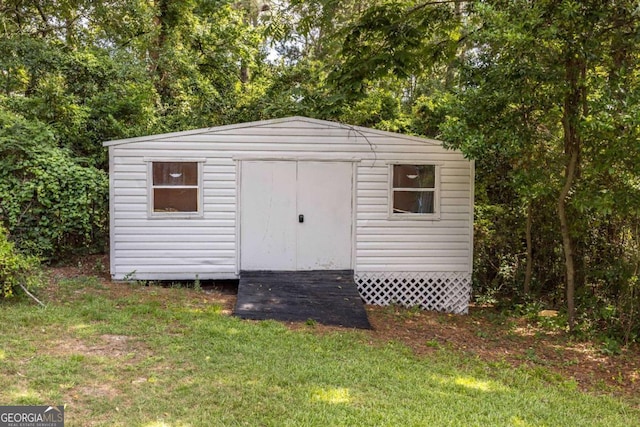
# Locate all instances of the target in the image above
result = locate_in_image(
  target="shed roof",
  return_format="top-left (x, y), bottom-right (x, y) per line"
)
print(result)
top-left (102, 116), bottom-right (443, 147)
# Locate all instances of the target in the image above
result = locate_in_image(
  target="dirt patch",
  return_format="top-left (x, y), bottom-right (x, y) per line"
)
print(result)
top-left (47, 254), bottom-right (111, 282)
top-left (75, 383), bottom-right (119, 399)
top-left (51, 334), bottom-right (148, 361)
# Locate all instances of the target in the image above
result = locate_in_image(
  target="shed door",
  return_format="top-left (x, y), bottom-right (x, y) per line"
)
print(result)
top-left (240, 161), bottom-right (352, 270)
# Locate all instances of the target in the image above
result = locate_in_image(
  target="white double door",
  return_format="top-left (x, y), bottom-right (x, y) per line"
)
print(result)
top-left (240, 161), bottom-right (353, 271)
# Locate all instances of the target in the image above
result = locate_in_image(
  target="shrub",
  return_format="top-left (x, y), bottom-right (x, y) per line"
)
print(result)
top-left (0, 224), bottom-right (41, 299)
top-left (0, 110), bottom-right (108, 259)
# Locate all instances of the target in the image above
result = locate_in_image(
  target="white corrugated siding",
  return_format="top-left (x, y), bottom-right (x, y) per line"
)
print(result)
top-left (356, 158), bottom-right (472, 273)
top-left (109, 151), bottom-right (238, 280)
top-left (107, 117), bottom-right (473, 281)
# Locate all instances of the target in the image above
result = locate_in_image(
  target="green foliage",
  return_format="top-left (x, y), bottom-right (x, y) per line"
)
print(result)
top-left (332, 0), bottom-right (640, 342)
top-left (340, 85), bottom-right (408, 130)
top-left (0, 110), bottom-right (108, 259)
top-left (0, 35), bottom-right (159, 169)
top-left (438, 1), bottom-right (640, 340)
top-left (329, 0), bottom-right (459, 96)
top-left (0, 224), bottom-right (40, 299)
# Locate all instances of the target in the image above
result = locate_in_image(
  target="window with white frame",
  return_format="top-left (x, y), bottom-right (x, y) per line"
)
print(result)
top-left (390, 164), bottom-right (439, 216)
top-left (151, 161), bottom-right (200, 214)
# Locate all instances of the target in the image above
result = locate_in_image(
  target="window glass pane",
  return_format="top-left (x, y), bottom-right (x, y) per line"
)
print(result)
top-left (153, 162), bottom-right (197, 186)
top-left (393, 191), bottom-right (434, 214)
top-left (154, 188), bottom-right (198, 212)
top-left (393, 165), bottom-right (435, 188)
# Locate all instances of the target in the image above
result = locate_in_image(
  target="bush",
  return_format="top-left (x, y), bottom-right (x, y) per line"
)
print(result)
top-left (0, 225), bottom-right (41, 299)
top-left (0, 110), bottom-right (108, 259)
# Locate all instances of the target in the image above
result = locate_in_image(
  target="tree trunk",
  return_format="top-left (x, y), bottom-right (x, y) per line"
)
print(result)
top-left (558, 148), bottom-right (579, 330)
top-left (150, 0), bottom-right (170, 100)
top-left (240, 61), bottom-right (250, 83)
top-left (523, 201), bottom-right (533, 297)
top-left (559, 53), bottom-right (584, 331)
top-left (237, 0), bottom-right (259, 83)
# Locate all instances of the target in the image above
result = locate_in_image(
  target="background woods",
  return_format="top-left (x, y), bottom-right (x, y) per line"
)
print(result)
top-left (0, 0), bottom-right (639, 343)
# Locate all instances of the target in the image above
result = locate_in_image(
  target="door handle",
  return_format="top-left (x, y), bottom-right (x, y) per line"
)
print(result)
top-left (299, 214), bottom-right (304, 223)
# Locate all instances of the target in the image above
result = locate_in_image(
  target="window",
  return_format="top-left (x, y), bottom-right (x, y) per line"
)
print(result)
top-left (151, 162), bottom-right (200, 215)
top-left (390, 164), bottom-right (438, 217)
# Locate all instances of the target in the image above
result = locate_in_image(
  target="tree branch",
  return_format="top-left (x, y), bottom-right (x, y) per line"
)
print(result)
top-left (409, 0), bottom-right (471, 16)
top-left (34, 2), bottom-right (53, 36)
top-left (19, 283), bottom-right (46, 308)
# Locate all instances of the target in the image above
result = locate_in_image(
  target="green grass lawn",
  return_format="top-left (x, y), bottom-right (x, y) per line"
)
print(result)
top-left (0, 276), bottom-right (638, 426)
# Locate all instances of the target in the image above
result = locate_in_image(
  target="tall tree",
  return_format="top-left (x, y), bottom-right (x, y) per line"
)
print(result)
top-left (331, 0), bottom-right (640, 331)
top-left (440, 0), bottom-right (640, 329)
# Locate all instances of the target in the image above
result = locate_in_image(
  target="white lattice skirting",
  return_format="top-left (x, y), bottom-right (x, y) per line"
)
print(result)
top-left (354, 272), bottom-right (472, 314)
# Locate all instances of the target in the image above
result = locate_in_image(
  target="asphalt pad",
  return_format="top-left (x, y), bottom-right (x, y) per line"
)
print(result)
top-left (234, 270), bottom-right (371, 329)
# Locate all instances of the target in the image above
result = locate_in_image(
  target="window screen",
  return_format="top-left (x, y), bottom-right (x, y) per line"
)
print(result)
top-left (152, 162), bottom-right (199, 213)
top-left (391, 165), bottom-right (436, 215)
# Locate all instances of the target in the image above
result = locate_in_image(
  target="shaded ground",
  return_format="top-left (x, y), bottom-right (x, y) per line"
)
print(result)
top-left (44, 256), bottom-right (640, 405)
top-left (366, 305), bottom-right (640, 404)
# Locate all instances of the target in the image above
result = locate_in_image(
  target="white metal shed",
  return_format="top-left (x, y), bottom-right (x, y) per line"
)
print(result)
top-left (104, 116), bottom-right (474, 313)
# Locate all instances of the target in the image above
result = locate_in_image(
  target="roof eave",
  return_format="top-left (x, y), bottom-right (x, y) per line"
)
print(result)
top-left (102, 116), bottom-right (443, 147)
